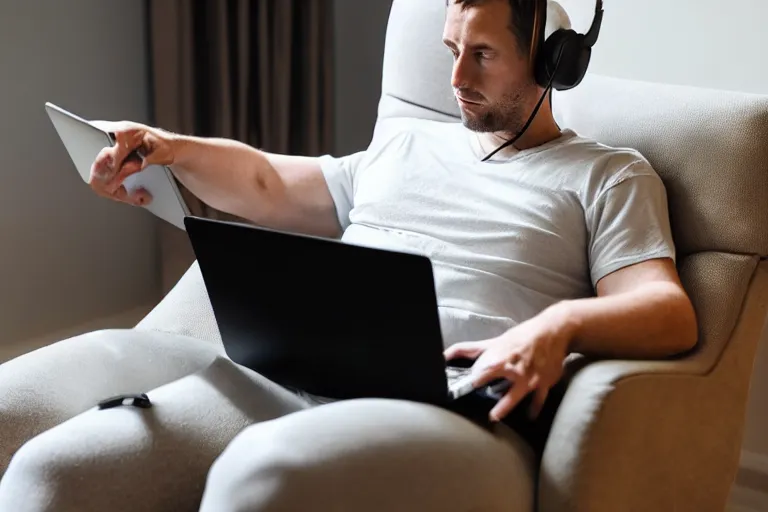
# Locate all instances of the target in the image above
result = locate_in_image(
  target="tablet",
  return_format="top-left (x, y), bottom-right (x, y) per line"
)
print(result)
top-left (45, 102), bottom-right (190, 230)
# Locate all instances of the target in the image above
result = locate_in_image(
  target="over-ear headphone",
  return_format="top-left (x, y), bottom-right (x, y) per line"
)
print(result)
top-left (473, 0), bottom-right (605, 161)
top-left (533, 0), bottom-right (604, 91)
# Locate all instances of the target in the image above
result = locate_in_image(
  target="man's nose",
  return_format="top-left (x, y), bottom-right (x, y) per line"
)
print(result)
top-left (451, 53), bottom-right (475, 91)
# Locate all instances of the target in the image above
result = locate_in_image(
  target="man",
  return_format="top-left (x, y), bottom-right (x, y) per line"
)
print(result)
top-left (0, 0), bottom-right (697, 510)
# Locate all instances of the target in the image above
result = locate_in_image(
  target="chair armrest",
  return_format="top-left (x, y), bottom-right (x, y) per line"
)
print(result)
top-left (537, 257), bottom-right (768, 512)
top-left (135, 261), bottom-right (223, 347)
top-left (538, 358), bottom-right (733, 512)
top-left (538, 298), bottom-right (767, 512)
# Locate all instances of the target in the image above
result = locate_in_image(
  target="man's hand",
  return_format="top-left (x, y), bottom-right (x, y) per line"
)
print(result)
top-left (89, 120), bottom-right (177, 206)
top-left (443, 259), bottom-right (697, 423)
top-left (444, 306), bottom-right (574, 422)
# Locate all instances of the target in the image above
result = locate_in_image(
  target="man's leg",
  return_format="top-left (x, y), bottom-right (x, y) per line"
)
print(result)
top-left (201, 399), bottom-right (536, 512)
top-left (0, 357), bottom-right (311, 512)
top-left (0, 329), bottom-right (225, 474)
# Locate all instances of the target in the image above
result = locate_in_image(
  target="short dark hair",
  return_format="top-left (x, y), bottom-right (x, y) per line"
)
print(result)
top-left (450, 0), bottom-right (539, 58)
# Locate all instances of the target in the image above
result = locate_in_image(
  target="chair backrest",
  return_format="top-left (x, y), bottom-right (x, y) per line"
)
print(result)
top-left (552, 75), bottom-right (768, 373)
top-left (378, 0), bottom-right (768, 372)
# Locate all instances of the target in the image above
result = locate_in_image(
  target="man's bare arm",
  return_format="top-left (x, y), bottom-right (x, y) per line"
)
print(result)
top-left (169, 136), bottom-right (341, 238)
top-left (444, 258), bottom-right (698, 420)
top-left (555, 258), bottom-right (698, 358)
top-left (89, 121), bottom-right (341, 239)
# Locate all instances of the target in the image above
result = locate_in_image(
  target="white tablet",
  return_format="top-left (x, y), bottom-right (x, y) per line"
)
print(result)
top-left (45, 102), bottom-right (190, 230)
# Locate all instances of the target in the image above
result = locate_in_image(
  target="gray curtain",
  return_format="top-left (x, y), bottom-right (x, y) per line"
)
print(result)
top-left (146, 0), bottom-right (335, 290)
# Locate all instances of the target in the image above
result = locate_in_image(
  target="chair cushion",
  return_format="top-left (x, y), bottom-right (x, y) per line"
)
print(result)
top-left (553, 74), bottom-right (768, 257)
top-left (379, 0), bottom-right (458, 121)
top-left (136, 261), bottom-right (223, 346)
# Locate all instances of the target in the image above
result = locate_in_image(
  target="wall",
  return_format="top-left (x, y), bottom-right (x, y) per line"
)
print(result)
top-left (558, 0), bottom-right (768, 95)
top-left (557, 0), bottom-right (768, 505)
top-left (332, 0), bottom-right (393, 156)
top-left (0, 0), bottom-right (160, 354)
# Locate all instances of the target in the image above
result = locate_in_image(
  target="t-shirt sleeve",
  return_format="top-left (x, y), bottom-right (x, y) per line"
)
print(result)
top-left (586, 165), bottom-right (676, 286)
top-left (317, 151), bottom-right (367, 232)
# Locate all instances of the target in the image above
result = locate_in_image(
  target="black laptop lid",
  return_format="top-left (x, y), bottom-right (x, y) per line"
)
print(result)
top-left (184, 216), bottom-right (449, 405)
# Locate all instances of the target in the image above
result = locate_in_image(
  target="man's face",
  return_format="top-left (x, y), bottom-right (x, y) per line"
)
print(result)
top-left (443, 0), bottom-right (538, 134)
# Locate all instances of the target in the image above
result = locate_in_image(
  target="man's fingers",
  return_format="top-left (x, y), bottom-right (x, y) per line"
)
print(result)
top-left (90, 120), bottom-right (138, 133)
top-left (90, 129), bottom-right (148, 194)
top-left (112, 186), bottom-right (151, 206)
top-left (130, 187), bottom-right (152, 206)
top-left (111, 185), bottom-right (130, 203)
top-left (472, 360), bottom-right (523, 388)
top-left (108, 153), bottom-right (145, 193)
top-left (444, 341), bottom-right (489, 361)
top-left (528, 387), bottom-right (549, 420)
top-left (490, 377), bottom-right (532, 422)
top-left (111, 130), bottom-right (144, 173)
top-left (90, 146), bottom-right (116, 184)
top-left (473, 361), bottom-right (537, 422)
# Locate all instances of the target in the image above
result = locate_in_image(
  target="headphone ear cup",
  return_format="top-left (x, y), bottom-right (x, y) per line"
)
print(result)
top-left (534, 29), bottom-right (592, 91)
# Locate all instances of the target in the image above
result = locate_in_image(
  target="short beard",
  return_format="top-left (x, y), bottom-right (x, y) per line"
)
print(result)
top-left (460, 87), bottom-right (531, 135)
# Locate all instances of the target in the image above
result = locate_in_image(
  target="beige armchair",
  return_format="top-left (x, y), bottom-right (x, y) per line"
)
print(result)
top-left (140, 1), bottom-right (768, 509)
top-left (2, 1), bottom-right (766, 510)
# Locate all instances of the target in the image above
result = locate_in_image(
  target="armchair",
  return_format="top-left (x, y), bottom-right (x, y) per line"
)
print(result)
top-left (141, 1), bottom-right (768, 509)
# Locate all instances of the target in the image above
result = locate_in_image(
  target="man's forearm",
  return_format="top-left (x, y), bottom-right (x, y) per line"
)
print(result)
top-left (547, 282), bottom-right (698, 359)
top-left (168, 135), bottom-right (274, 220)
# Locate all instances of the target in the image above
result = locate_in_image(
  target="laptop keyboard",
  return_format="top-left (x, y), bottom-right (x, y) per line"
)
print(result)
top-left (445, 365), bottom-right (472, 385)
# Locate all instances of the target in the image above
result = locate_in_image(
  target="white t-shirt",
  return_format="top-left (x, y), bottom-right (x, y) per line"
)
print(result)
top-left (319, 118), bottom-right (675, 346)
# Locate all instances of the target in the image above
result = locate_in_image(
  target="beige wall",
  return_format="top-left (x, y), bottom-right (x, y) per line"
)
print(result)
top-left (559, 0), bottom-right (768, 95)
top-left (559, 0), bottom-right (768, 474)
top-left (0, 0), bottom-right (161, 348)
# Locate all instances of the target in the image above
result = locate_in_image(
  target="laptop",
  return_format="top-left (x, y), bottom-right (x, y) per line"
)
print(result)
top-left (184, 216), bottom-right (505, 410)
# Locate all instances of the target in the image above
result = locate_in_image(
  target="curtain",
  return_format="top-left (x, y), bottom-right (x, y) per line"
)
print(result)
top-left (146, 0), bottom-right (335, 291)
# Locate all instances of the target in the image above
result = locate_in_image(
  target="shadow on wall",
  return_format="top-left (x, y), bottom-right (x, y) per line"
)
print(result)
top-left (0, 0), bottom-right (161, 346)
top-left (333, 0), bottom-right (394, 156)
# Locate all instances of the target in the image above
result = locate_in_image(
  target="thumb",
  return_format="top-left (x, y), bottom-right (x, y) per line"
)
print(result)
top-left (444, 340), bottom-right (490, 361)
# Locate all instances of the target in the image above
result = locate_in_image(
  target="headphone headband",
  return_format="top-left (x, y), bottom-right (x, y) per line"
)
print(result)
top-left (534, 0), bottom-right (604, 91)
top-left (583, 0), bottom-right (604, 48)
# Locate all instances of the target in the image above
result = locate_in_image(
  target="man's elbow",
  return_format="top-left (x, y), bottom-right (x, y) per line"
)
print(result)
top-left (667, 294), bottom-right (699, 356)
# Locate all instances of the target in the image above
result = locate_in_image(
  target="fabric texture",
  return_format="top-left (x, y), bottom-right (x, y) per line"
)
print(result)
top-left (0, 351), bottom-right (534, 512)
top-left (200, 399), bottom-right (535, 512)
top-left (545, 1), bottom-right (571, 36)
top-left (136, 261), bottom-right (223, 347)
top-left (319, 116), bottom-right (674, 344)
top-left (539, 260), bottom-right (768, 512)
top-left (378, 0), bottom-right (460, 121)
top-left (148, 0), bottom-right (335, 291)
top-left (0, 356), bottom-right (310, 511)
top-left (553, 73), bottom-right (768, 258)
top-left (0, 329), bottom-right (224, 475)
